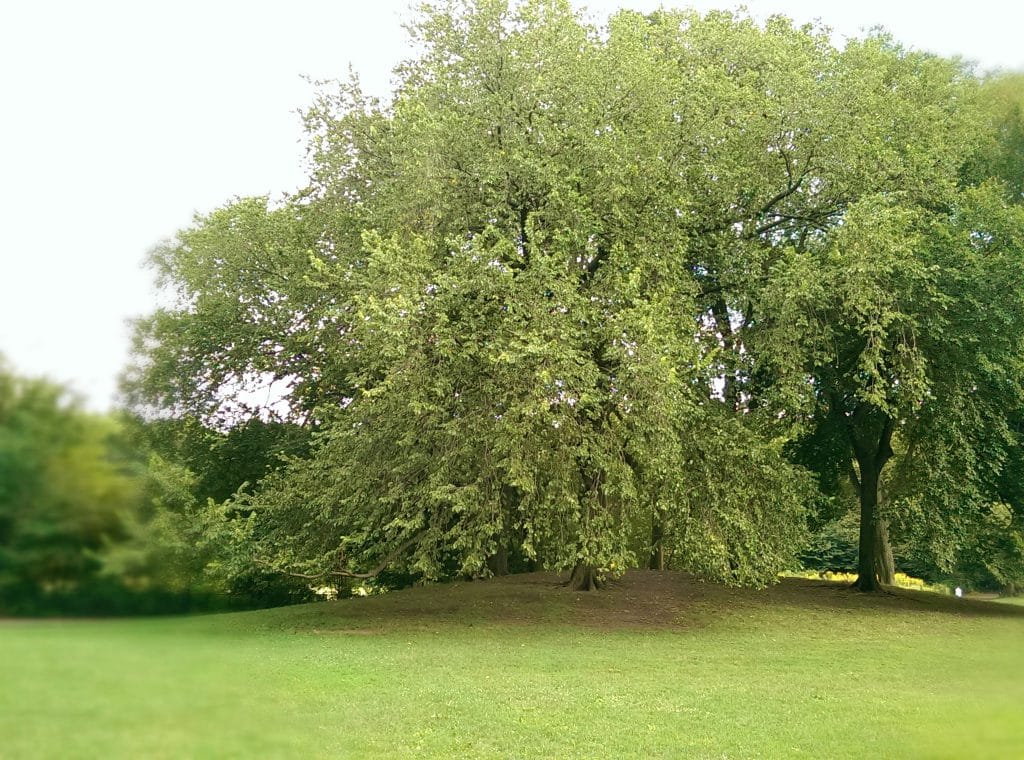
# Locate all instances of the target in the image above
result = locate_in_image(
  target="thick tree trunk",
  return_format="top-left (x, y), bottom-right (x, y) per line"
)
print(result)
top-left (873, 519), bottom-right (896, 586)
top-left (569, 564), bottom-right (603, 591)
top-left (853, 462), bottom-right (882, 592)
top-left (845, 407), bottom-right (895, 593)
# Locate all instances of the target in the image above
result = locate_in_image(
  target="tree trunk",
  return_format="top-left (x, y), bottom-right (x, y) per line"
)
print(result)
top-left (846, 408), bottom-right (894, 593)
top-left (873, 519), bottom-right (896, 586)
top-left (486, 545), bottom-right (509, 577)
top-left (853, 461), bottom-right (882, 592)
top-left (569, 564), bottom-right (603, 591)
top-left (649, 516), bottom-right (665, 571)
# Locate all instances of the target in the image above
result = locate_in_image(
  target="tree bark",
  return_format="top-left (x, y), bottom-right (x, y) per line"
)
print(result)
top-left (853, 461), bottom-right (882, 592)
top-left (845, 405), bottom-right (894, 593)
top-left (569, 564), bottom-right (603, 591)
top-left (873, 519), bottom-right (896, 586)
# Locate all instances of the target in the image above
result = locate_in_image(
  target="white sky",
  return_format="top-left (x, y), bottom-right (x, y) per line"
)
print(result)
top-left (1, 0), bottom-right (1021, 411)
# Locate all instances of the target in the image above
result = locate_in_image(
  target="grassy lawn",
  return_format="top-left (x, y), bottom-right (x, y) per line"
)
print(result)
top-left (2, 572), bottom-right (1022, 759)
top-left (993, 595), bottom-right (1024, 607)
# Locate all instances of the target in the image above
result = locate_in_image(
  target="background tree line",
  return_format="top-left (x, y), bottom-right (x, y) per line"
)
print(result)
top-left (4, 1), bottom-right (1024, 611)
top-left (0, 359), bottom-right (313, 613)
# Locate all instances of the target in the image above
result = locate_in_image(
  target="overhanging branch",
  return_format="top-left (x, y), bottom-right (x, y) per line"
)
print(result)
top-left (256, 532), bottom-right (424, 581)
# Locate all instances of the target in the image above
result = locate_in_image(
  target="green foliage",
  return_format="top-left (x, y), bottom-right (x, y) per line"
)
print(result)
top-left (797, 517), bottom-right (860, 573)
top-left (749, 45), bottom-right (1024, 586)
top-left (128, 415), bottom-right (311, 505)
top-left (224, 1), bottom-right (814, 588)
top-left (123, 197), bottom-right (356, 424)
top-left (0, 361), bottom-right (140, 609)
top-left (104, 415), bottom-right (314, 605)
top-left (125, 0), bottom-right (1024, 592)
top-left (0, 361), bottom-right (281, 615)
top-left (965, 73), bottom-right (1024, 202)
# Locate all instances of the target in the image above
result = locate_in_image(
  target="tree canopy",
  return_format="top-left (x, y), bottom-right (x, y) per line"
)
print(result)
top-left (126, 0), bottom-right (1024, 593)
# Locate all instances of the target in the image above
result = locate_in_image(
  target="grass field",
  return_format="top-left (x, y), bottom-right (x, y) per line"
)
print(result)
top-left (2, 571), bottom-right (1023, 759)
top-left (993, 595), bottom-right (1024, 607)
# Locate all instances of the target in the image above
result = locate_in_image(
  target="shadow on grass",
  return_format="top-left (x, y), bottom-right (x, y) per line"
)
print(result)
top-left (743, 575), bottom-right (1024, 620)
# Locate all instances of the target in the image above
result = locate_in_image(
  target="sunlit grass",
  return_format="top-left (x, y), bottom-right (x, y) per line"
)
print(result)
top-left (2, 572), bottom-right (1022, 758)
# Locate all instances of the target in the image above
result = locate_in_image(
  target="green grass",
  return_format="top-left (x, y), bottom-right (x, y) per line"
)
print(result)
top-left (2, 571), bottom-right (1023, 759)
top-left (993, 595), bottom-right (1024, 607)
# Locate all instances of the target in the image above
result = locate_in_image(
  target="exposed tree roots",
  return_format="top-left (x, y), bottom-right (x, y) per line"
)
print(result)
top-left (568, 564), bottom-right (604, 592)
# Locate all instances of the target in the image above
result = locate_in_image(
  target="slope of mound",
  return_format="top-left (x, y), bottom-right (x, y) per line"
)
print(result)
top-left (240, 569), bottom-right (1024, 635)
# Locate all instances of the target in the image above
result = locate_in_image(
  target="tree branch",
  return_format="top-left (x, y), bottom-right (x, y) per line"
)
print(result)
top-left (256, 532), bottom-right (424, 581)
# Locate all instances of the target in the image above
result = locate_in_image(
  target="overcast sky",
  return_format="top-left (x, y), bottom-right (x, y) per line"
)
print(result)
top-left (2, 0), bottom-right (1022, 411)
